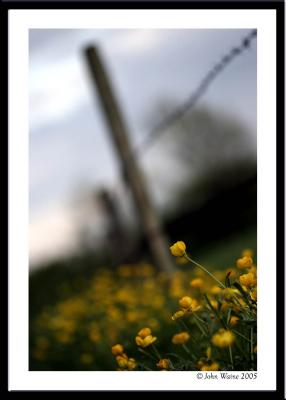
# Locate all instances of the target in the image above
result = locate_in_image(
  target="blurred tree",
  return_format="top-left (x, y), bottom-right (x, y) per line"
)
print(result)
top-left (144, 102), bottom-right (256, 215)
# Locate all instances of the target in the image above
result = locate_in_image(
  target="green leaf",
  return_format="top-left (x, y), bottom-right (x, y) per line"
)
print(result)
top-left (226, 308), bottom-right (232, 324)
top-left (232, 281), bottom-right (253, 307)
top-left (204, 294), bottom-right (227, 329)
top-left (225, 271), bottom-right (232, 288)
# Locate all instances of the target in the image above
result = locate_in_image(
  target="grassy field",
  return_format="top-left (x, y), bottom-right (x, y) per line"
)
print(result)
top-left (29, 226), bottom-right (257, 371)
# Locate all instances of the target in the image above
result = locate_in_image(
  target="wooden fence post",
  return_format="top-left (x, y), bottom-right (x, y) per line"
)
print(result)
top-left (84, 45), bottom-right (174, 275)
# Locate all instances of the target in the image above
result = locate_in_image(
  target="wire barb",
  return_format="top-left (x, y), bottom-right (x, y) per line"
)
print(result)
top-left (136, 29), bottom-right (257, 156)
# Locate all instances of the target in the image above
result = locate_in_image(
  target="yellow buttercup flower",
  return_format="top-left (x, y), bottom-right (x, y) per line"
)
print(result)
top-left (111, 344), bottom-right (124, 356)
top-left (206, 346), bottom-right (212, 359)
top-left (170, 241), bottom-right (186, 257)
top-left (190, 298), bottom-right (201, 312)
top-left (178, 296), bottom-right (201, 312)
top-left (236, 256), bottom-right (253, 269)
top-left (210, 299), bottom-right (219, 310)
top-left (179, 296), bottom-right (192, 309)
top-left (222, 288), bottom-right (239, 301)
top-left (172, 332), bottom-right (190, 345)
top-left (251, 288), bottom-right (257, 301)
top-left (239, 272), bottom-right (257, 288)
top-left (127, 358), bottom-right (136, 370)
top-left (135, 335), bottom-right (157, 348)
top-left (201, 362), bottom-right (220, 371)
top-left (157, 359), bottom-right (170, 370)
top-left (211, 329), bottom-right (235, 348)
top-left (116, 354), bottom-right (128, 368)
top-left (114, 350), bottom-right (136, 370)
top-left (210, 286), bottom-right (222, 295)
top-left (220, 300), bottom-right (241, 313)
top-left (137, 327), bottom-right (152, 338)
top-left (190, 278), bottom-right (204, 290)
top-left (171, 310), bottom-right (185, 320)
top-left (249, 265), bottom-right (257, 275)
top-left (229, 316), bottom-right (239, 326)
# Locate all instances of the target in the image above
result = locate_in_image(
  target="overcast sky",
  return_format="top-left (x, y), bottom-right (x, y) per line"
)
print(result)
top-left (29, 29), bottom-right (257, 267)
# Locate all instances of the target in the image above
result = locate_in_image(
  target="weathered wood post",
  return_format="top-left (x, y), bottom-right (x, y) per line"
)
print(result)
top-left (84, 45), bottom-right (174, 275)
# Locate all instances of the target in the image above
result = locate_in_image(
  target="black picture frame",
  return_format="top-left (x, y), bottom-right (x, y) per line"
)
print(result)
top-left (2, 0), bottom-right (284, 396)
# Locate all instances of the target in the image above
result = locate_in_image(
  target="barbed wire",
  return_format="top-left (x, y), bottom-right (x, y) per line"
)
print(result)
top-left (135, 29), bottom-right (257, 157)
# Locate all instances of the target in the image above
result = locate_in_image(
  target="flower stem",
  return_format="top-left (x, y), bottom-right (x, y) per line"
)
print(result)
top-left (182, 344), bottom-right (191, 355)
top-left (138, 347), bottom-right (157, 361)
top-left (234, 341), bottom-right (248, 359)
top-left (231, 328), bottom-right (251, 343)
top-left (180, 319), bottom-right (190, 332)
top-left (184, 254), bottom-right (226, 289)
top-left (250, 327), bottom-right (254, 362)
top-left (151, 344), bottom-right (161, 360)
top-left (193, 313), bottom-right (207, 337)
top-left (229, 345), bottom-right (234, 370)
top-left (194, 313), bottom-right (209, 326)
